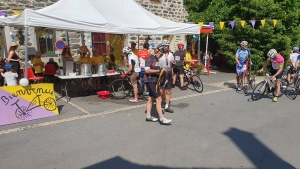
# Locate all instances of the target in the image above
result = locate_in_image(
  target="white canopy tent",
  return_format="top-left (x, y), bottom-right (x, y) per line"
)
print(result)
top-left (0, 0), bottom-right (200, 80)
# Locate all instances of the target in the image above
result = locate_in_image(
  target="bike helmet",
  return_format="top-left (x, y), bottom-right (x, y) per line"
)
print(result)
top-left (122, 46), bottom-right (131, 53)
top-left (267, 49), bottom-right (277, 58)
top-left (240, 41), bottom-right (248, 47)
top-left (156, 44), bottom-right (166, 53)
top-left (4, 64), bottom-right (12, 71)
top-left (161, 40), bottom-right (170, 46)
top-left (292, 46), bottom-right (299, 52)
top-left (178, 43), bottom-right (184, 49)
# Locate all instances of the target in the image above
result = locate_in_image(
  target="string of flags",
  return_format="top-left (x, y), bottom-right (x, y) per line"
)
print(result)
top-left (198, 19), bottom-right (278, 30)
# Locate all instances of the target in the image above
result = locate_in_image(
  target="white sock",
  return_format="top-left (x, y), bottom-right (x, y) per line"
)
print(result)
top-left (165, 104), bottom-right (169, 109)
top-left (146, 115), bottom-right (151, 118)
top-left (160, 116), bottom-right (165, 121)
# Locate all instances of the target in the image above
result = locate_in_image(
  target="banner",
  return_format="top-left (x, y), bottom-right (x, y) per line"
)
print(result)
top-left (241, 21), bottom-right (245, 27)
top-left (230, 21), bottom-right (235, 29)
top-left (199, 22), bottom-right (203, 29)
top-left (209, 22), bottom-right (214, 29)
top-left (261, 20), bottom-right (266, 27)
top-left (273, 19), bottom-right (277, 27)
top-left (0, 84), bottom-right (59, 126)
top-left (220, 22), bottom-right (225, 30)
top-left (250, 20), bottom-right (256, 28)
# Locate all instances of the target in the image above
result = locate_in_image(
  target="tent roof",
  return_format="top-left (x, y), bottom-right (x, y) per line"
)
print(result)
top-left (0, 0), bottom-right (199, 35)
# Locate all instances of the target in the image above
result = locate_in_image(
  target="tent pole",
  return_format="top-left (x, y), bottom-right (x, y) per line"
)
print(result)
top-left (81, 32), bottom-right (84, 46)
top-left (65, 31), bottom-right (69, 46)
top-left (24, 26), bottom-right (28, 79)
top-left (204, 33), bottom-right (208, 68)
top-left (198, 34), bottom-right (200, 65)
top-left (137, 35), bottom-right (140, 50)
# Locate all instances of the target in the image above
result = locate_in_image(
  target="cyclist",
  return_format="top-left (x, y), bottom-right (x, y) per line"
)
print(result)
top-left (121, 46), bottom-right (141, 103)
top-left (258, 49), bottom-right (284, 102)
top-left (235, 41), bottom-right (252, 91)
top-left (184, 44), bottom-right (194, 78)
top-left (159, 40), bottom-right (174, 113)
top-left (137, 42), bottom-right (151, 95)
top-left (286, 46), bottom-right (299, 86)
top-left (172, 43), bottom-right (187, 90)
top-left (144, 44), bottom-right (172, 124)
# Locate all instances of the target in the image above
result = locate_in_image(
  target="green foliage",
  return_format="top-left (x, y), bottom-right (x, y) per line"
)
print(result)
top-left (184, 0), bottom-right (300, 71)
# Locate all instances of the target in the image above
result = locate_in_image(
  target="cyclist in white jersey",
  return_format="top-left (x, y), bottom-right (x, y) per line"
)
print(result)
top-left (287, 46), bottom-right (299, 86)
top-left (259, 49), bottom-right (285, 102)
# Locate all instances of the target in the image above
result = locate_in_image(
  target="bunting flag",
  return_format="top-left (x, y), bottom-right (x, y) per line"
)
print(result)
top-left (199, 22), bottom-right (203, 29)
top-left (230, 21), bottom-right (235, 29)
top-left (250, 20), bottom-right (256, 28)
top-left (261, 20), bottom-right (265, 27)
top-left (12, 10), bottom-right (20, 15)
top-left (209, 22), bottom-right (214, 29)
top-left (241, 21), bottom-right (245, 27)
top-left (273, 19), bottom-right (277, 27)
top-left (220, 22), bottom-right (225, 30)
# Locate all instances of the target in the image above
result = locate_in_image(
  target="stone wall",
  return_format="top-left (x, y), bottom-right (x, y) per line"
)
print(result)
top-left (0, 0), bottom-right (189, 58)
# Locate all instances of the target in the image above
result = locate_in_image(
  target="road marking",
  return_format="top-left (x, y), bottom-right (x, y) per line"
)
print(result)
top-left (0, 87), bottom-right (232, 135)
top-left (55, 92), bottom-right (90, 114)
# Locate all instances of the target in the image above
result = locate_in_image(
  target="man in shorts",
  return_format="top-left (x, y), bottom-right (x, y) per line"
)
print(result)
top-left (137, 43), bottom-right (152, 95)
top-left (121, 46), bottom-right (141, 103)
top-left (235, 41), bottom-right (251, 91)
top-left (286, 47), bottom-right (299, 86)
top-left (259, 49), bottom-right (284, 102)
top-left (159, 40), bottom-right (174, 113)
top-left (172, 43), bottom-right (187, 90)
top-left (144, 44), bottom-right (172, 124)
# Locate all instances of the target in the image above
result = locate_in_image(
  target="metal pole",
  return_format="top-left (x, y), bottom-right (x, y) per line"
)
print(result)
top-left (81, 32), bottom-right (84, 46)
top-left (198, 34), bottom-right (200, 65)
top-left (65, 31), bottom-right (69, 45)
top-left (24, 9), bottom-right (29, 79)
top-left (137, 35), bottom-right (140, 50)
top-left (204, 34), bottom-right (208, 68)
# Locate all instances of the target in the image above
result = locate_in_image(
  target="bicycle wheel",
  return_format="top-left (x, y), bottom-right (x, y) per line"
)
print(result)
top-left (15, 106), bottom-right (32, 120)
top-left (251, 81), bottom-right (267, 101)
top-left (109, 79), bottom-right (131, 99)
top-left (44, 97), bottom-right (57, 111)
top-left (242, 73), bottom-right (250, 94)
top-left (192, 75), bottom-right (203, 93)
top-left (272, 80), bottom-right (286, 97)
top-left (249, 72), bottom-right (255, 90)
top-left (183, 74), bottom-right (189, 87)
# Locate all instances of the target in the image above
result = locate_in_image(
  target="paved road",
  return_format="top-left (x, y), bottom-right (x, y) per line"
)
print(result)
top-left (0, 71), bottom-right (299, 169)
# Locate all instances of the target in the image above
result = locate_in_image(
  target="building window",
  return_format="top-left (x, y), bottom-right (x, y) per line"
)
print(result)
top-left (37, 29), bottom-right (55, 54)
top-left (150, 0), bottom-right (161, 4)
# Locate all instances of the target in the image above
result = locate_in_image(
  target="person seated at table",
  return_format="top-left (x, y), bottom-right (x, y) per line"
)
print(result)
top-left (47, 58), bottom-right (59, 70)
top-left (91, 47), bottom-right (104, 91)
top-left (32, 52), bottom-right (44, 76)
top-left (79, 45), bottom-right (91, 90)
top-left (62, 45), bottom-right (72, 58)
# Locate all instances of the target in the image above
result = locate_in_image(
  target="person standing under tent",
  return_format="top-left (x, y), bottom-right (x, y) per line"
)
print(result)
top-left (32, 52), bottom-right (44, 76)
top-left (137, 42), bottom-right (151, 95)
top-left (159, 40), bottom-right (174, 113)
top-left (121, 47), bottom-right (141, 103)
top-left (79, 45), bottom-right (92, 91)
top-left (61, 45), bottom-right (72, 58)
top-left (6, 42), bottom-right (21, 81)
top-left (235, 41), bottom-right (251, 91)
top-left (144, 44), bottom-right (172, 124)
top-left (172, 43), bottom-right (187, 90)
top-left (91, 48), bottom-right (105, 92)
top-left (131, 42), bottom-right (139, 55)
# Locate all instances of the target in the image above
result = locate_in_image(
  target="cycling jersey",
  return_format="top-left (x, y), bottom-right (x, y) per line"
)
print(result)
top-left (290, 53), bottom-right (298, 67)
top-left (184, 51), bottom-right (192, 69)
top-left (236, 48), bottom-right (251, 64)
top-left (144, 55), bottom-right (160, 83)
top-left (159, 52), bottom-right (174, 73)
top-left (137, 49), bottom-right (151, 68)
top-left (128, 52), bottom-right (141, 73)
top-left (268, 54), bottom-right (284, 70)
top-left (173, 50), bottom-right (185, 67)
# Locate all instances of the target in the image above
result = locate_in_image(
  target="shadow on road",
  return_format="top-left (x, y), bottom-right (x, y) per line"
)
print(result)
top-left (223, 128), bottom-right (295, 169)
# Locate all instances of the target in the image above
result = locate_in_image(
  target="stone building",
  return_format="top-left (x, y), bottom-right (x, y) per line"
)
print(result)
top-left (0, 0), bottom-right (189, 64)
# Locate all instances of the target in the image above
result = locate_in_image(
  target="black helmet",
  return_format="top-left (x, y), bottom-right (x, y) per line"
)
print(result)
top-left (156, 44), bottom-right (165, 53)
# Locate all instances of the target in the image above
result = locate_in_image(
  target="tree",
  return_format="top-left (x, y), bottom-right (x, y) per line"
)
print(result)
top-left (184, 0), bottom-right (300, 70)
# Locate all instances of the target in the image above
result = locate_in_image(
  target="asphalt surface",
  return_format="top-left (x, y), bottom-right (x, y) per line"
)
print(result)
top-left (0, 70), bottom-right (299, 169)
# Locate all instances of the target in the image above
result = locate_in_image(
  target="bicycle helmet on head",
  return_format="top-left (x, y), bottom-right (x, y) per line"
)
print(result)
top-left (292, 46), bottom-right (299, 52)
top-left (178, 43), bottom-right (184, 49)
top-left (161, 40), bottom-right (170, 46)
top-left (267, 49), bottom-right (277, 58)
top-left (240, 41), bottom-right (248, 47)
top-left (122, 46), bottom-right (131, 53)
top-left (156, 44), bottom-right (166, 53)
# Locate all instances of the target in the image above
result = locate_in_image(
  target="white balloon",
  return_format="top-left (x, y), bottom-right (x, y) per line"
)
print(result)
top-left (19, 78), bottom-right (29, 86)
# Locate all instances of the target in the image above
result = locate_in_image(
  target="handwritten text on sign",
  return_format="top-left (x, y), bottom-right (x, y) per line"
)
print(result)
top-left (0, 84), bottom-right (59, 126)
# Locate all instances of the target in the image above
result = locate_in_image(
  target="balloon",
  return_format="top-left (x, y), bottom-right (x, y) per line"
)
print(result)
top-left (86, 34), bottom-right (90, 38)
top-left (90, 44), bottom-right (93, 48)
top-left (19, 78), bottom-right (29, 86)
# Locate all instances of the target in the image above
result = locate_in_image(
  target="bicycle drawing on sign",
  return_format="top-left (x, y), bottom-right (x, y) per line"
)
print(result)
top-left (11, 94), bottom-right (56, 120)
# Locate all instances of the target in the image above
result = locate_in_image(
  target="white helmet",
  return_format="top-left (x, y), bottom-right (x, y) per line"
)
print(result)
top-left (240, 41), bottom-right (248, 47)
top-left (292, 46), bottom-right (299, 52)
top-left (267, 49), bottom-right (277, 58)
top-left (161, 40), bottom-right (170, 46)
top-left (122, 46), bottom-right (131, 53)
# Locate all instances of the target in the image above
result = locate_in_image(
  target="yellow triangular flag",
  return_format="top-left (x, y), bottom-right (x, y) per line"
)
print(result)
top-left (12, 10), bottom-right (20, 15)
top-left (220, 22), bottom-right (225, 30)
top-left (261, 20), bottom-right (265, 27)
top-left (273, 19), bottom-right (277, 27)
top-left (199, 22), bottom-right (203, 29)
top-left (241, 21), bottom-right (245, 28)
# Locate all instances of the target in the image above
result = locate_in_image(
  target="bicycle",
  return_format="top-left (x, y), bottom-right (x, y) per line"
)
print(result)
top-left (251, 73), bottom-right (285, 101)
top-left (284, 68), bottom-right (300, 100)
top-left (11, 95), bottom-right (56, 120)
top-left (182, 68), bottom-right (203, 93)
top-left (109, 70), bottom-right (148, 101)
top-left (240, 65), bottom-right (255, 94)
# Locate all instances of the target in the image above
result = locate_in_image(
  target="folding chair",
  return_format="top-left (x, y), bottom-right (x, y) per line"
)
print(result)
top-left (25, 67), bottom-right (44, 84)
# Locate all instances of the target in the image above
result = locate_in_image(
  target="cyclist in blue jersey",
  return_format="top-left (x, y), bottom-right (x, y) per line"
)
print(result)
top-left (235, 41), bottom-right (252, 91)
